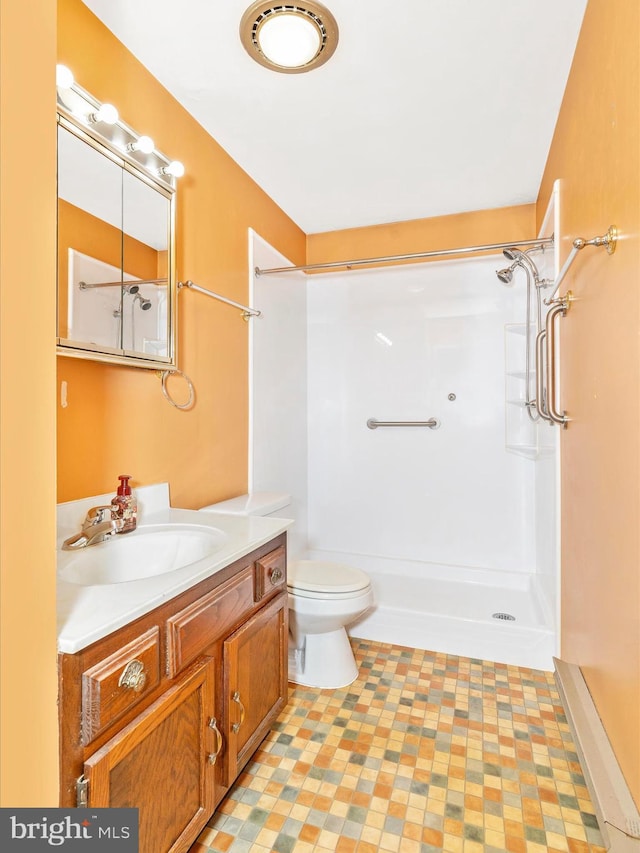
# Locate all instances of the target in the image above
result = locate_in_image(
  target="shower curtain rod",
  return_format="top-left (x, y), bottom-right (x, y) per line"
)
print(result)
top-left (79, 278), bottom-right (167, 288)
top-left (254, 236), bottom-right (554, 277)
top-left (177, 280), bottom-right (261, 319)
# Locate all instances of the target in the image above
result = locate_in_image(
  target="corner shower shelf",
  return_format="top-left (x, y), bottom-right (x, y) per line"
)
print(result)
top-left (506, 444), bottom-right (538, 459)
top-left (505, 324), bottom-right (540, 459)
top-left (505, 323), bottom-right (558, 459)
top-left (506, 443), bottom-right (555, 460)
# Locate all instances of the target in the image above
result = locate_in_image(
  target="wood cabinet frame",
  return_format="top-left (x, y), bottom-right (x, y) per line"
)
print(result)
top-left (58, 533), bottom-right (288, 853)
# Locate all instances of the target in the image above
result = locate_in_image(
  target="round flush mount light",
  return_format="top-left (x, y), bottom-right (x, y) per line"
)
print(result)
top-left (240, 2), bottom-right (339, 73)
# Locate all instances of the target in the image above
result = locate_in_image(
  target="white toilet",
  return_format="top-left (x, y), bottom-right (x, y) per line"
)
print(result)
top-left (199, 492), bottom-right (374, 689)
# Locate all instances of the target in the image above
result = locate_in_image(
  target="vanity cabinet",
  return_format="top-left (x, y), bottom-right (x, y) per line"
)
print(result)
top-left (58, 534), bottom-right (288, 853)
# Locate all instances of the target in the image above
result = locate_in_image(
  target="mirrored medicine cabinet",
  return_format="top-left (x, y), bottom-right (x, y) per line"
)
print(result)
top-left (56, 104), bottom-right (177, 369)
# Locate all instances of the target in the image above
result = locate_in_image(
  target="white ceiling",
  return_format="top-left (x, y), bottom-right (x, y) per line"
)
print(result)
top-left (80, 0), bottom-right (587, 234)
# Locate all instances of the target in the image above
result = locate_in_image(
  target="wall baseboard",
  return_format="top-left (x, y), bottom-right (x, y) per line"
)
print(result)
top-left (554, 658), bottom-right (640, 852)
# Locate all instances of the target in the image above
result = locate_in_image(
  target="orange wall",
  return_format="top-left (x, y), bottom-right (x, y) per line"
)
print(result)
top-left (307, 204), bottom-right (536, 269)
top-left (57, 0), bottom-right (306, 509)
top-left (0, 0), bottom-right (59, 805)
top-left (537, 0), bottom-right (639, 804)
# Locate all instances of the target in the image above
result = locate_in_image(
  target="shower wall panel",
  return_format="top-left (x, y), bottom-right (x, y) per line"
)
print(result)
top-left (250, 232), bottom-right (308, 558)
top-left (307, 256), bottom-right (536, 575)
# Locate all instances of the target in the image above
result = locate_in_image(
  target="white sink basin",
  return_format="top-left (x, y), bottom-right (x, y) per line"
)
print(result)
top-left (59, 524), bottom-right (227, 586)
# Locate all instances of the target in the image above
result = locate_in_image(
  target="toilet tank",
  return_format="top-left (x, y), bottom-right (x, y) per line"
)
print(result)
top-left (199, 491), bottom-right (291, 518)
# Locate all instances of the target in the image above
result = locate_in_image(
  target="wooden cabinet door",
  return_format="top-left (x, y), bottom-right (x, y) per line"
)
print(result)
top-left (83, 658), bottom-right (216, 853)
top-left (223, 593), bottom-right (288, 784)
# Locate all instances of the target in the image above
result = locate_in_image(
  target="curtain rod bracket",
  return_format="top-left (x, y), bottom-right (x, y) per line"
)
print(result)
top-left (573, 225), bottom-right (617, 254)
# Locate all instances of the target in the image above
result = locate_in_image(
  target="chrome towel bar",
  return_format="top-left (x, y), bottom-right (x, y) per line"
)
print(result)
top-left (367, 418), bottom-right (440, 430)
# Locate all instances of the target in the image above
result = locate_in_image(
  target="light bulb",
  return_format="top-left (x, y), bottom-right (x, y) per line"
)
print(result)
top-left (159, 160), bottom-right (185, 178)
top-left (167, 160), bottom-right (185, 177)
top-left (136, 135), bottom-right (155, 154)
top-left (89, 103), bottom-right (119, 125)
top-left (56, 64), bottom-right (74, 89)
top-left (127, 135), bottom-right (155, 154)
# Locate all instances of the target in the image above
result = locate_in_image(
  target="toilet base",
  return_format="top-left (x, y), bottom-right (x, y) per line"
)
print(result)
top-left (288, 627), bottom-right (359, 689)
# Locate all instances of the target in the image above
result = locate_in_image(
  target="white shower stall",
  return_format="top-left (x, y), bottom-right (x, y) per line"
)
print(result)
top-left (250, 228), bottom-right (559, 671)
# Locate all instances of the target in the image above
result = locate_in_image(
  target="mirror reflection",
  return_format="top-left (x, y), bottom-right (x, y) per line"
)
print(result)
top-left (56, 122), bottom-right (175, 367)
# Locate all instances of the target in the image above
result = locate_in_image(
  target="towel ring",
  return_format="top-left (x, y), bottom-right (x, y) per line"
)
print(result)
top-left (159, 368), bottom-right (195, 410)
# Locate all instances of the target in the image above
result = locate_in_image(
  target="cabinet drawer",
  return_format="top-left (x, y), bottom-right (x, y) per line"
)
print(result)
top-left (81, 627), bottom-right (161, 745)
top-left (254, 545), bottom-right (286, 602)
top-left (167, 567), bottom-right (254, 677)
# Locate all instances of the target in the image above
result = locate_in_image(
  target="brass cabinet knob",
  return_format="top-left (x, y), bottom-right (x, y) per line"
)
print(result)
top-left (270, 567), bottom-right (283, 585)
top-left (118, 659), bottom-right (147, 692)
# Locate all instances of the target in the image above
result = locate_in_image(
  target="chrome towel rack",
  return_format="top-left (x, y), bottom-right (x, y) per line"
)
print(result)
top-left (367, 418), bottom-right (440, 430)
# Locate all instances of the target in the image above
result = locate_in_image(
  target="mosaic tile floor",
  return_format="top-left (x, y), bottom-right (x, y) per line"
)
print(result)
top-left (189, 639), bottom-right (606, 853)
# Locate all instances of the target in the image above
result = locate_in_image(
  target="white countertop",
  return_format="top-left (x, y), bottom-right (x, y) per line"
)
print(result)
top-left (57, 485), bottom-right (292, 654)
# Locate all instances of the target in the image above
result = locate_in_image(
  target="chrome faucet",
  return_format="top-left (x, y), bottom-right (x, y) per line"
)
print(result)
top-left (62, 505), bottom-right (124, 551)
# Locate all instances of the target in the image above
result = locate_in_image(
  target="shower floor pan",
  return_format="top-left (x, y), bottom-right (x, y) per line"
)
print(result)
top-left (306, 549), bottom-right (556, 672)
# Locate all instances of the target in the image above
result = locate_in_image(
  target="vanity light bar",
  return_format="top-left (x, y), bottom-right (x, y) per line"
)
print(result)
top-left (56, 65), bottom-right (184, 186)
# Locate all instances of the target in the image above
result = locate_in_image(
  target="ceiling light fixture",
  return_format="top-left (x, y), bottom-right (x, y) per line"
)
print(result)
top-left (240, 2), bottom-right (339, 74)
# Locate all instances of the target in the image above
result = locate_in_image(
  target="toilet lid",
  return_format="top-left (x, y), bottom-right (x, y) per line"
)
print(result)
top-left (287, 560), bottom-right (370, 594)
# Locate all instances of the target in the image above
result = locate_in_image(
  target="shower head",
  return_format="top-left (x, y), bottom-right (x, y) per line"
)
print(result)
top-left (504, 244), bottom-right (547, 262)
top-left (496, 266), bottom-right (515, 285)
top-left (503, 247), bottom-right (521, 262)
top-left (134, 293), bottom-right (152, 311)
top-left (124, 284), bottom-right (140, 295)
top-left (496, 245), bottom-right (547, 288)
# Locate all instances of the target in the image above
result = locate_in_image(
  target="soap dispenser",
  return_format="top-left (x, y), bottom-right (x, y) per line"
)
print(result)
top-left (111, 474), bottom-right (137, 533)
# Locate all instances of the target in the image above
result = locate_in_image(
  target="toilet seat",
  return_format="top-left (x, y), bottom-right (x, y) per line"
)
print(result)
top-left (288, 560), bottom-right (371, 600)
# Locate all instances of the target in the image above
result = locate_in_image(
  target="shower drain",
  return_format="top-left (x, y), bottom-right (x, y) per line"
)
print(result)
top-left (492, 612), bottom-right (516, 621)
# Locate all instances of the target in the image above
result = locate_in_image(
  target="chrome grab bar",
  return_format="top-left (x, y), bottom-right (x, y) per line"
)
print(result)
top-left (545, 297), bottom-right (570, 427)
top-left (367, 418), bottom-right (440, 430)
top-left (535, 329), bottom-right (552, 422)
